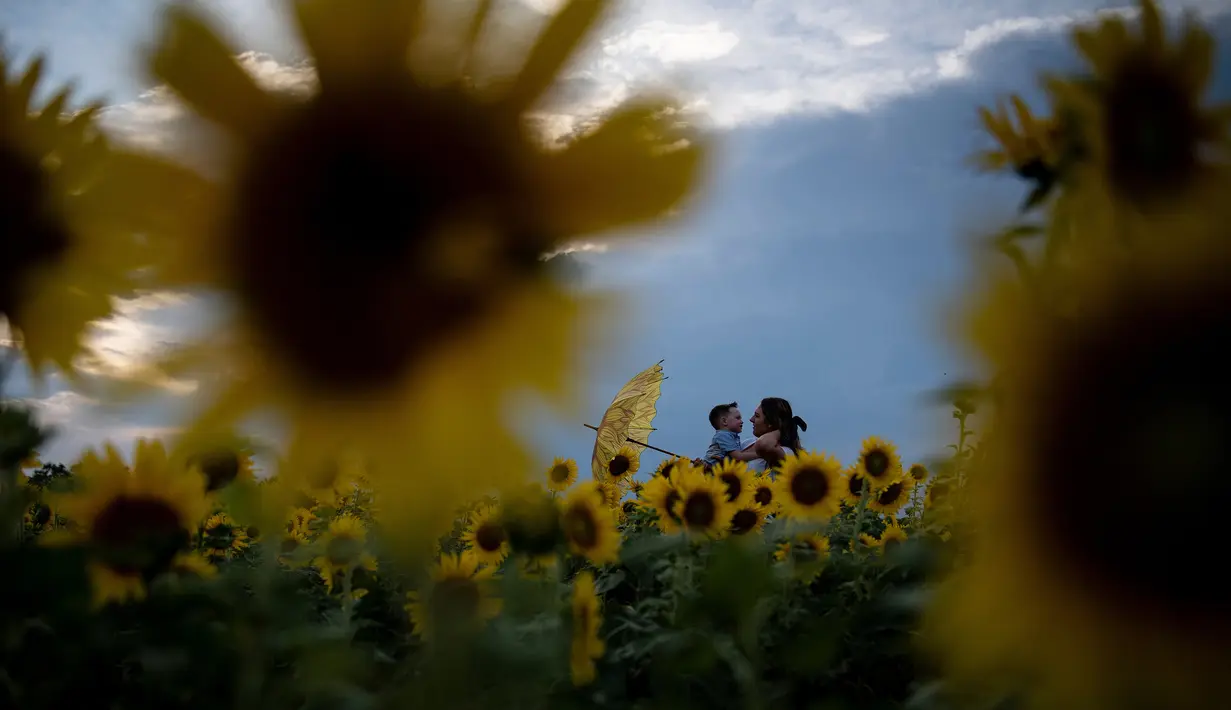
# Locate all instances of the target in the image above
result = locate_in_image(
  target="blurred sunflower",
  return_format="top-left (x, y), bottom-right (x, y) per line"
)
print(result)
top-left (286, 506), bottom-right (318, 536)
top-left (908, 463), bottom-right (929, 483)
top-left (728, 502), bottom-right (768, 536)
top-left (278, 529), bottom-right (310, 565)
top-left (975, 94), bottom-right (1063, 174)
top-left (406, 552), bottom-right (502, 641)
top-left (774, 533), bottom-right (830, 580)
top-left (594, 480), bottom-right (623, 509)
top-left (570, 570), bottom-right (605, 686)
top-left (461, 504), bottom-right (509, 565)
top-left (134, 0), bottom-right (704, 536)
top-left (868, 477), bottom-right (913, 515)
top-left (775, 451), bottom-right (843, 521)
top-left (858, 532), bottom-right (882, 550)
top-left (1048, 0), bottom-right (1231, 237)
top-left (924, 478), bottom-right (953, 510)
top-left (24, 501), bottom-right (54, 529)
top-left (0, 50), bottom-right (149, 373)
top-left (603, 445), bottom-right (640, 484)
top-left (879, 521), bottom-right (908, 551)
top-left (638, 474), bottom-right (682, 534)
top-left (501, 485), bottom-right (563, 559)
top-left (672, 468), bottom-right (734, 539)
top-left (711, 458), bottom-right (753, 506)
top-left (545, 457), bottom-right (578, 492)
top-left (750, 473), bottom-right (777, 512)
top-left (929, 237), bottom-right (1231, 707)
top-left (200, 512), bottom-right (250, 560)
top-left (172, 431), bottom-right (256, 493)
top-left (312, 515), bottom-right (378, 592)
top-left (561, 483), bottom-right (620, 565)
top-left (49, 440), bottom-right (208, 607)
top-left (169, 551), bottom-right (217, 579)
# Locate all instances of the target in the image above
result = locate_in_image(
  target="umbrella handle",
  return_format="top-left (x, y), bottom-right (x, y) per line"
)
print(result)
top-left (583, 424), bottom-right (682, 459)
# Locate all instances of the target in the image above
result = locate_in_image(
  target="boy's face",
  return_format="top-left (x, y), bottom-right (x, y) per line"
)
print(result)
top-left (723, 408), bottom-right (744, 433)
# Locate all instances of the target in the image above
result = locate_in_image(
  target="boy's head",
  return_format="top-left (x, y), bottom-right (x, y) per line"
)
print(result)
top-left (708, 402), bottom-right (743, 433)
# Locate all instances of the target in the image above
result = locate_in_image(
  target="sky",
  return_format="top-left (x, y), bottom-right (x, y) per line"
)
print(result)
top-left (3, 0), bottom-right (1230, 478)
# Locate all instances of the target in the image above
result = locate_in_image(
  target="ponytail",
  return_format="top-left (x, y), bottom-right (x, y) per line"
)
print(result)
top-left (792, 416), bottom-right (808, 432)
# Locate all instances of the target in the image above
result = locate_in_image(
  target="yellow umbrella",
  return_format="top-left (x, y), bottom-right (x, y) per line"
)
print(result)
top-left (584, 361), bottom-right (677, 479)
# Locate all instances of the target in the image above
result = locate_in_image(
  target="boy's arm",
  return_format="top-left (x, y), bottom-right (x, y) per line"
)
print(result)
top-left (715, 431), bottom-right (757, 461)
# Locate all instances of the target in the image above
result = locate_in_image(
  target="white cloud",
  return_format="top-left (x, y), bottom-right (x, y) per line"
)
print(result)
top-left (602, 21), bottom-right (740, 64)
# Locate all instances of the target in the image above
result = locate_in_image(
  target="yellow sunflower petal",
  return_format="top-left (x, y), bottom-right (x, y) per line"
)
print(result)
top-left (1175, 17), bottom-right (1215, 94)
top-left (1139, 0), bottom-right (1164, 55)
top-left (542, 101), bottom-right (703, 236)
top-left (291, 0), bottom-right (424, 85)
top-left (150, 5), bottom-right (277, 138)
top-left (504, 0), bottom-right (610, 113)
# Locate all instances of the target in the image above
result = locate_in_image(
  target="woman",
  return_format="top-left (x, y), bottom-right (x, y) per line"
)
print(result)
top-left (732, 397), bottom-right (807, 476)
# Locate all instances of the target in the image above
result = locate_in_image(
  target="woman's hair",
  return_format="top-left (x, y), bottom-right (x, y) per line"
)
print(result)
top-left (760, 397), bottom-right (807, 452)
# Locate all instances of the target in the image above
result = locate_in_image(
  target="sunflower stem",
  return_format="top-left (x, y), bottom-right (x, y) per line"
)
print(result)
top-left (850, 479), bottom-right (870, 545)
top-left (341, 566), bottom-right (355, 635)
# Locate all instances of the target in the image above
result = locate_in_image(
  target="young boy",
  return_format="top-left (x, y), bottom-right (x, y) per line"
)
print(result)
top-left (702, 402), bottom-right (744, 466)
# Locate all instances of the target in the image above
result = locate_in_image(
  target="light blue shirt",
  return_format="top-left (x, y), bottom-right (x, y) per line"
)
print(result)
top-left (704, 430), bottom-right (742, 464)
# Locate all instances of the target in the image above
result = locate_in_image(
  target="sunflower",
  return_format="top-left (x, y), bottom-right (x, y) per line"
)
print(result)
top-left (545, 457), bottom-right (578, 492)
top-left (750, 473), bottom-right (777, 512)
top-left (278, 529), bottom-right (310, 565)
top-left (560, 483), bottom-right (620, 565)
top-left (879, 521), bottom-right (908, 550)
top-left (312, 515), bottom-right (378, 592)
top-left (570, 570), bottom-right (605, 686)
top-left (855, 437), bottom-right (900, 490)
top-left (172, 430), bottom-right (256, 493)
top-left (603, 445), bottom-right (640, 484)
top-left (594, 480), bottom-right (624, 510)
top-left (858, 532), bottom-right (882, 550)
top-left (774, 533), bottom-right (830, 580)
top-left (286, 506), bottom-right (318, 536)
top-left (133, 0), bottom-right (704, 539)
top-left (501, 485), bottom-right (563, 559)
top-left (49, 440), bottom-right (209, 607)
top-left (775, 451), bottom-right (843, 521)
top-left (728, 503), bottom-right (768, 536)
top-left (867, 477), bottom-right (913, 516)
top-left (974, 94), bottom-right (1065, 202)
top-left (928, 236), bottom-right (1231, 707)
top-left (406, 552), bottom-right (502, 640)
top-left (653, 456), bottom-right (689, 479)
top-left (711, 458), bottom-right (753, 507)
top-left (908, 462), bottom-right (929, 482)
top-left (1048, 0), bottom-right (1231, 237)
top-left (672, 468), bottom-right (734, 539)
top-left (637, 474), bottom-right (683, 534)
top-left (461, 504), bottom-right (509, 565)
top-left (924, 478), bottom-right (953, 510)
top-left (0, 50), bottom-right (150, 373)
top-left (200, 512), bottom-right (250, 560)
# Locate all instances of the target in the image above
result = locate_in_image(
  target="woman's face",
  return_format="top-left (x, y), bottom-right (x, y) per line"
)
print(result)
top-left (751, 406), bottom-right (767, 436)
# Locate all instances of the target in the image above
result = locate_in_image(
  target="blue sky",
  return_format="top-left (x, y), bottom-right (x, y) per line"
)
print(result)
top-left (3, 0), bottom-right (1231, 478)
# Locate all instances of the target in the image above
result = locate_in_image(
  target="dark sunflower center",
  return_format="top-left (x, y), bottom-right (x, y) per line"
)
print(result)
top-left (848, 475), bottom-right (866, 498)
top-left (474, 522), bottom-right (506, 552)
top-left (432, 577), bottom-right (482, 620)
top-left (863, 451), bottom-right (889, 477)
top-left (326, 535), bottom-right (364, 566)
top-left (228, 83), bottom-right (550, 393)
top-left (1031, 263), bottom-right (1231, 626)
top-left (663, 490), bottom-right (683, 523)
top-left (0, 142), bottom-right (72, 321)
top-left (753, 486), bottom-right (773, 506)
top-left (609, 456), bottom-right (630, 477)
top-left (1104, 57), bottom-right (1201, 204)
top-left (279, 536), bottom-right (301, 554)
top-left (622, 500), bottom-right (638, 516)
top-left (682, 493), bottom-right (716, 528)
top-left (90, 495), bottom-right (188, 575)
top-left (719, 473), bottom-right (742, 502)
top-left (790, 467), bottom-right (829, 506)
top-left (929, 481), bottom-right (951, 503)
top-left (877, 483), bottom-right (904, 506)
top-left (206, 524), bottom-right (237, 550)
top-left (549, 464), bottom-right (571, 483)
top-left (32, 503), bottom-right (51, 526)
top-left (307, 463), bottom-right (340, 491)
top-left (246, 526), bottom-right (260, 538)
top-left (659, 461), bottom-right (677, 478)
top-left (730, 509), bottom-right (759, 535)
top-left (910, 465), bottom-right (927, 481)
top-left (562, 507), bottom-right (599, 549)
top-left (192, 449), bottom-right (242, 492)
top-left (503, 495), bottom-right (563, 556)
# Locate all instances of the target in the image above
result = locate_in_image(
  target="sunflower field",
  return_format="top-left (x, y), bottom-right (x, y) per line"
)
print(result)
top-left (2, 1), bottom-right (1229, 709)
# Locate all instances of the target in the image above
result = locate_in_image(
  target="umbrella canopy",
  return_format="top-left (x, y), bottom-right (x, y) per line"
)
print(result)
top-left (589, 361), bottom-right (665, 479)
